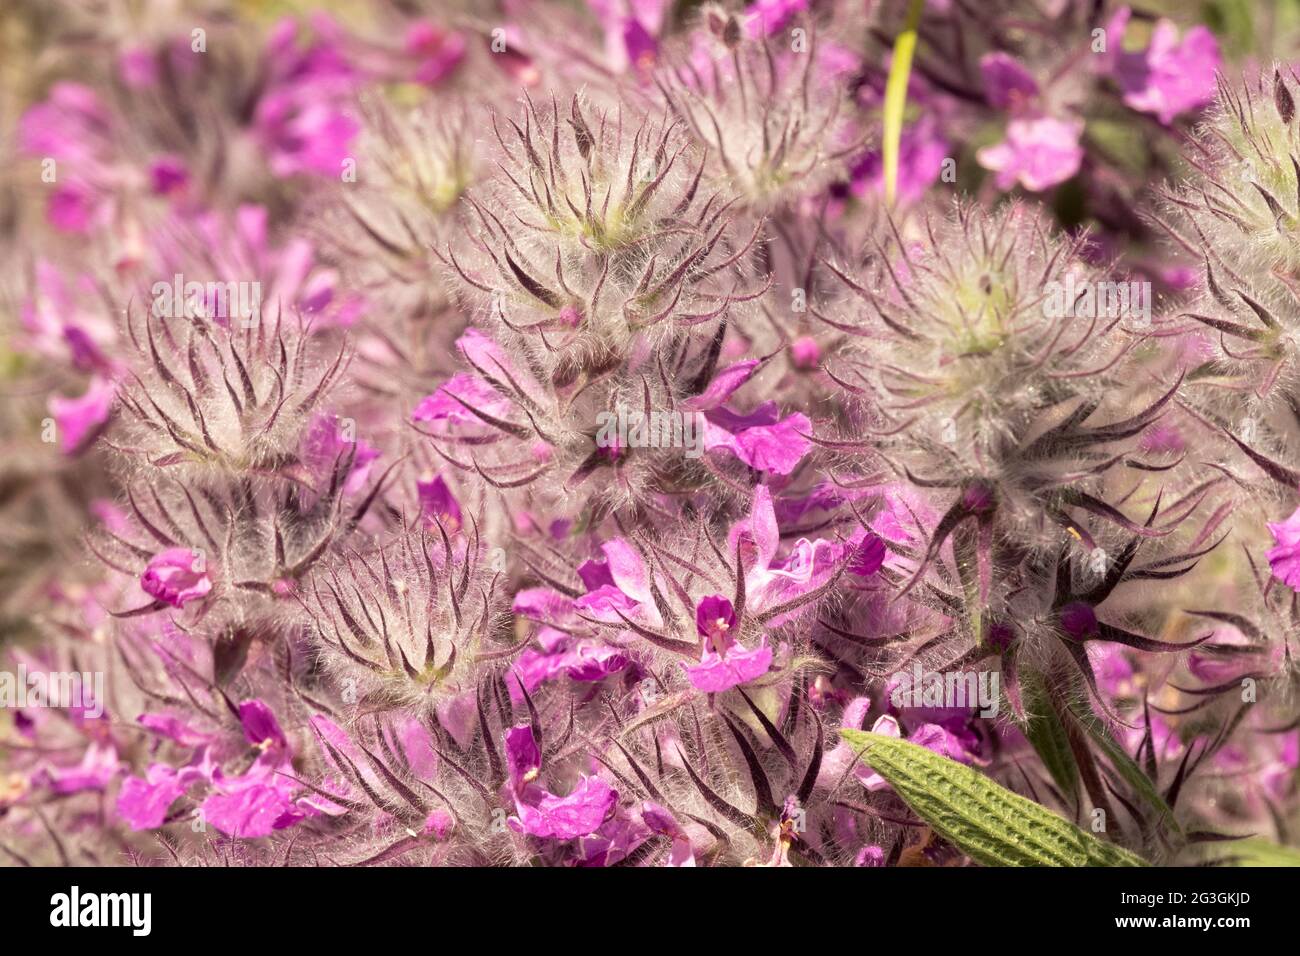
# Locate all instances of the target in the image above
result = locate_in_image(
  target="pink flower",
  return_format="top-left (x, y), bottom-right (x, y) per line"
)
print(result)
top-left (48, 377), bottom-right (114, 454)
top-left (976, 115), bottom-right (1084, 192)
top-left (404, 20), bottom-right (466, 86)
top-left (117, 762), bottom-right (201, 829)
top-left (684, 593), bottom-right (772, 692)
top-left (684, 641), bottom-right (773, 693)
top-left (417, 474), bottom-right (463, 533)
top-left (789, 336), bottom-right (821, 370)
top-left (1105, 8), bottom-right (1220, 125)
top-left (252, 17), bottom-right (360, 178)
top-left (140, 548), bottom-right (213, 608)
top-left (701, 404), bottom-right (812, 475)
top-left (504, 724), bottom-right (619, 840)
top-left (851, 114), bottom-right (951, 207)
top-left (1267, 505), bottom-right (1300, 590)
top-left (301, 414), bottom-right (380, 494)
top-left (695, 595), bottom-right (737, 643)
top-left (980, 52), bottom-right (1039, 109)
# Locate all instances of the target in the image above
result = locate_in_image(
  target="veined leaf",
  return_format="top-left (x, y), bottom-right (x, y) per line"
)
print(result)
top-left (841, 730), bottom-right (1147, 867)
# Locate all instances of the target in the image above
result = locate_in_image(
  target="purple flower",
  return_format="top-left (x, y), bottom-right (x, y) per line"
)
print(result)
top-left (504, 724), bottom-right (619, 840)
top-left (48, 376), bottom-right (114, 454)
top-left (683, 641), bottom-right (772, 693)
top-left (1105, 7), bottom-right (1220, 125)
top-left (641, 802), bottom-right (696, 866)
top-left (855, 845), bottom-right (885, 867)
top-left (117, 762), bottom-right (198, 830)
top-left (848, 534), bottom-right (887, 578)
top-left (253, 17), bottom-right (360, 178)
top-left (201, 766), bottom-right (306, 839)
top-left (505, 723), bottom-right (543, 790)
top-left (684, 594), bottom-right (772, 693)
top-left (680, 359), bottom-right (761, 412)
top-left (18, 83), bottom-right (112, 163)
top-left (789, 336), bottom-right (821, 370)
top-left (745, 0), bottom-right (807, 38)
top-left (1267, 505), bottom-right (1300, 590)
top-left (509, 775), bottom-right (619, 840)
top-left (572, 539), bottom-right (662, 627)
top-left (302, 414), bottom-right (380, 495)
top-left (412, 373), bottom-right (512, 432)
top-left (508, 629), bottom-right (630, 704)
top-left (589, 0), bottom-right (665, 76)
top-left (417, 474), bottom-right (463, 533)
top-left (852, 103), bottom-right (951, 206)
top-left (695, 595), bottom-right (737, 644)
top-left (980, 52), bottom-right (1039, 109)
top-left (148, 155), bottom-right (189, 195)
top-left (977, 116), bottom-right (1084, 192)
top-left (403, 20), bottom-right (466, 86)
top-left (34, 742), bottom-right (119, 795)
top-left (140, 548), bottom-right (212, 608)
top-left (238, 699), bottom-right (288, 753)
top-left (701, 403), bottom-right (812, 475)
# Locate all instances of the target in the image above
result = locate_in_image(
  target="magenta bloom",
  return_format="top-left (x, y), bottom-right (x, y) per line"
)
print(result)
top-left (35, 742), bottom-right (119, 795)
top-left (683, 620), bottom-right (772, 694)
top-left (117, 763), bottom-right (200, 829)
top-left (508, 628), bottom-right (629, 704)
top-left (1106, 8), bottom-right (1220, 125)
top-left (302, 414), bottom-right (380, 495)
top-left (848, 534), bottom-right (887, 578)
top-left (1267, 505), bottom-right (1300, 590)
top-left (253, 17), bottom-right (360, 178)
top-left (417, 474), bottom-right (463, 533)
top-left (701, 404), bottom-right (812, 475)
top-left (980, 52), bottom-right (1039, 109)
top-left (695, 595), bottom-right (737, 643)
top-left (48, 376), bottom-right (114, 454)
top-left (140, 548), bottom-right (213, 608)
top-left (977, 116), bottom-right (1084, 192)
top-left (1059, 601), bottom-right (1099, 639)
top-left (504, 724), bottom-right (619, 840)
top-left (404, 20), bottom-right (467, 86)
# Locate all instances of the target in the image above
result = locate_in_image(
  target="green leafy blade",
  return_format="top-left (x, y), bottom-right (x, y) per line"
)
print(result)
top-left (842, 730), bottom-right (1147, 867)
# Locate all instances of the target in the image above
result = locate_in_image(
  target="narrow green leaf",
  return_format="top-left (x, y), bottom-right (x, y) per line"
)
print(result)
top-left (1019, 672), bottom-right (1080, 801)
top-left (1222, 837), bottom-right (1300, 867)
top-left (1065, 698), bottom-right (1182, 835)
top-left (841, 730), bottom-right (1148, 867)
top-left (881, 0), bottom-right (925, 206)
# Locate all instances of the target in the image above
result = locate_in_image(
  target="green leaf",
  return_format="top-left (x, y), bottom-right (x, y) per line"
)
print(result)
top-left (1065, 698), bottom-right (1182, 835)
top-left (881, 0), bottom-right (925, 206)
top-left (1018, 672), bottom-right (1080, 802)
top-left (1222, 837), bottom-right (1300, 867)
top-left (841, 730), bottom-right (1148, 867)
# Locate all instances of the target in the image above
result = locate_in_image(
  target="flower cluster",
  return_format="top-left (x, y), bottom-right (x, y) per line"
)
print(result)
top-left (0, 0), bottom-right (1296, 870)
